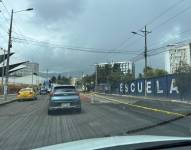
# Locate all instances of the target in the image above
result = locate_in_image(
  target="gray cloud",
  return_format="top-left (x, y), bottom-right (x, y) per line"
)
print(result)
top-left (28, 0), bottom-right (85, 22)
top-left (9, 0), bottom-right (191, 76)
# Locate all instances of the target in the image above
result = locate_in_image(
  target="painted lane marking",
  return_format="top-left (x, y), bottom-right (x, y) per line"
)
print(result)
top-left (94, 94), bottom-right (185, 117)
top-left (96, 92), bottom-right (191, 105)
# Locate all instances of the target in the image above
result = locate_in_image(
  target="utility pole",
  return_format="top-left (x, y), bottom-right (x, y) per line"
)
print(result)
top-left (132, 25), bottom-right (151, 96)
top-left (1, 48), bottom-right (5, 88)
top-left (4, 9), bottom-right (13, 100)
top-left (144, 26), bottom-right (148, 74)
top-left (3, 8), bottom-right (33, 100)
top-left (141, 25), bottom-right (151, 96)
top-left (32, 67), bottom-right (33, 86)
top-left (141, 25), bottom-right (150, 75)
top-left (46, 69), bottom-right (48, 80)
top-left (95, 64), bottom-right (98, 91)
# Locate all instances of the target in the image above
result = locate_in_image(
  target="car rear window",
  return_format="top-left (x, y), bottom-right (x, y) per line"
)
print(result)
top-left (53, 86), bottom-right (76, 93)
top-left (20, 89), bottom-right (33, 92)
top-left (41, 88), bottom-right (47, 91)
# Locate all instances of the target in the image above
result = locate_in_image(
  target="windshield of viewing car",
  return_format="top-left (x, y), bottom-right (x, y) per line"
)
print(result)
top-left (1, 0), bottom-right (191, 150)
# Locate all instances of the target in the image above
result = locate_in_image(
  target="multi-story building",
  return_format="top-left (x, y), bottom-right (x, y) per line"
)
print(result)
top-left (115, 61), bottom-right (135, 75)
top-left (167, 43), bottom-right (191, 74)
top-left (97, 61), bottom-right (135, 76)
top-left (12, 62), bottom-right (39, 77)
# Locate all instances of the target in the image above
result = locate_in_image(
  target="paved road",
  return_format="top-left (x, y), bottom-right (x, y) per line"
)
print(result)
top-left (1, 94), bottom-right (191, 150)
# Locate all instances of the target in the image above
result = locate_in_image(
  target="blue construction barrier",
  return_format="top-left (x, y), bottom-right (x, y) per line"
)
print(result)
top-left (118, 74), bottom-right (181, 99)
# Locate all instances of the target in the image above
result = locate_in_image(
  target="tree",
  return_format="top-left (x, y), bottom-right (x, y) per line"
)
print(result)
top-left (96, 63), bottom-right (124, 84)
top-left (175, 63), bottom-right (191, 100)
top-left (108, 71), bottom-right (122, 84)
top-left (51, 76), bottom-right (56, 83)
top-left (143, 67), bottom-right (154, 78)
top-left (112, 63), bottom-right (121, 73)
top-left (97, 64), bottom-right (112, 84)
top-left (55, 75), bottom-right (71, 84)
top-left (108, 64), bottom-right (123, 84)
top-left (81, 73), bottom-right (95, 91)
top-left (138, 73), bottom-right (143, 79)
top-left (143, 67), bottom-right (168, 78)
top-left (154, 69), bottom-right (168, 77)
top-left (62, 76), bottom-right (70, 84)
top-left (122, 68), bottom-right (134, 82)
top-left (57, 74), bottom-right (61, 81)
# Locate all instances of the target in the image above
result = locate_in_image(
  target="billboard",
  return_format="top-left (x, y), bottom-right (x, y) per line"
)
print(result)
top-left (119, 74), bottom-right (180, 99)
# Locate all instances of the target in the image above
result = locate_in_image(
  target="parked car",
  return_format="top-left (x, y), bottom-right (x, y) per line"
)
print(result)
top-left (17, 88), bottom-right (37, 101)
top-left (39, 88), bottom-right (48, 95)
top-left (48, 85), bottom-right (81, 114)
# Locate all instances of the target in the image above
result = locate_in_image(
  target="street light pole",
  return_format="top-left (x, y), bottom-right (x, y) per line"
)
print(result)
top-left (32, 68), bottom-right (33, 86)
top-left (4, 9), bottom-right (13, 100)
top-left (143, 26), bottom-right (148, 97)
top-left (144, 25), bottom-right (148, 75)
top-left (46, 69), bottom-right (48, 80)
top-left (1, 48), bottom-right (5, 88)
top-left (95, 64), bottom-right (98, 91)
top-left (132, 25), bottom-right (151, 96)
top-left (4, 8), bottom-right (33, 100)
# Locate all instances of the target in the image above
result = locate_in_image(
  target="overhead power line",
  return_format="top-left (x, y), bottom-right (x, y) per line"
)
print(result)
top-left (115, 0), bottom-right (187, 57)
top-left (13, 36), bottom-right (141, 54)
top-left (0, 0), bottom-right (33, 55)
top-left (146, 0), bottom-right (185, 26)
top-left (130, 38), bottom-right (191, 62)
top-left (1, 0), bottom-right (10, 15)
top-left (151, 4), bottom-right (191, 31)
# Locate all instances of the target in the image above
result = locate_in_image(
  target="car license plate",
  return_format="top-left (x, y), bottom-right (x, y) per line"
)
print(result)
top-left (61, 103), bottom-right (70, 108)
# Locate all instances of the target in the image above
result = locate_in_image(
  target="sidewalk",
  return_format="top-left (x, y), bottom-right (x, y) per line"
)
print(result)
top-left (0, 94), bottom-right (17, 105)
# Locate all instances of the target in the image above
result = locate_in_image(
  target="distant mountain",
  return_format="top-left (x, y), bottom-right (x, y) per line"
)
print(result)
top-left (39, 72), bottom-right (84, 78)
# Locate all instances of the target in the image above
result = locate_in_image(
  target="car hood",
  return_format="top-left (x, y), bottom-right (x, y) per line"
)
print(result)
top-left (34, 135), bottom-right (191, 150)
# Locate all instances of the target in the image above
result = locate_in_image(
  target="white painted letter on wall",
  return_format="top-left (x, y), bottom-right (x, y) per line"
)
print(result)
top-left (146, 81), bottom-right (152, 94)
top-left (156, 80), bottom-right (163, 94)
top-left (125, 84), bottom-right (128, 94)
top-left (120, 83), bottom-right (123, 93)
top-left (131, 83), bottom-right (135, 93)
top-left (137, 82), bottom-right (143, 93)
top-left (170, 79), bottom-right (179, 94)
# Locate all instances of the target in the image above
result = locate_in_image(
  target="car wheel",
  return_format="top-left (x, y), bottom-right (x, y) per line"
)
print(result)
top-left (76, 108), bottom-right (81, 113)
top-left (48, 110), bottom-right (52, 115)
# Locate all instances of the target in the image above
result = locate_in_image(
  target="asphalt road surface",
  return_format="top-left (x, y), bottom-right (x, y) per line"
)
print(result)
top-left (1, 94), bottom-right (191, 150)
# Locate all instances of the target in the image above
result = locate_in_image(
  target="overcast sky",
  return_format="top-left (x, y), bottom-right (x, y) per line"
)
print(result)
top-left (1, 0), bottom-right (191, 76)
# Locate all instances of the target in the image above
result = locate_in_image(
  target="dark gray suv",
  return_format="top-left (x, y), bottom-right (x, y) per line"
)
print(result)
top-left (48, 85), bottom-right (81, 114)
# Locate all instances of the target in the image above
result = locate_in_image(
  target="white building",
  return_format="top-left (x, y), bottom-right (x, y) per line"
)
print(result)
top-left (71, 77), bottom-right (77, 86)
top-left (97, 61), bottom-right (135, 76)
top-left (166, 43), bottom-right (191, 74)
top-left (0, 75), bottom-right (46, 85)
top-left (12, 62), bottom-right (39, 77)
top-left (115, 61), bottom-right (134, 74)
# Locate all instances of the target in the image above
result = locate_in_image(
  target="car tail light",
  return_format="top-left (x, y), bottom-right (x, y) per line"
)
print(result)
top-left (75, 92), bottom-right (79, 96)
top-left (50, 92), bottom-right (54, 96)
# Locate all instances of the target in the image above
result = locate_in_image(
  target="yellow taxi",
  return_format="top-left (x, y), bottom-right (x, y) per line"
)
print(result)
top-left (17, 88), bottom-right (37, 101)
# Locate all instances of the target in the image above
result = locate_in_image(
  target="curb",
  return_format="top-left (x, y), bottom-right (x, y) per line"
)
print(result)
top-left (0, 99), bottom-right (17, 106)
